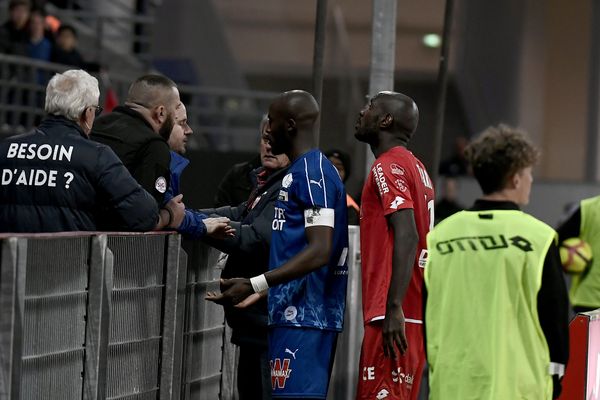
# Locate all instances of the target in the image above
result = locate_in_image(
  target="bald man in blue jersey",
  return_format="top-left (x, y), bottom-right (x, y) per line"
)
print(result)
top-left (207, 90), bottom-right (348, 399)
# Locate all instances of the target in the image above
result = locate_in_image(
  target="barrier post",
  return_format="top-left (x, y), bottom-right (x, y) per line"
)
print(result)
top-left (0, 238), bottom-right (27, 400)
top-left (82, 235), bottom-right (112, 400)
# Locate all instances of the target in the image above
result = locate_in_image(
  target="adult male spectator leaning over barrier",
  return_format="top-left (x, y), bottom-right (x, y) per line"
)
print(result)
top-left (165, 102), bottom-right (233, 238)
top-left (0, 69), bottom-right (181, 232)
top-left (200, 115), bottom-right (290, 400)
top-left (424, 125), bottom-right (569, 399)
top-left (91, 74), bottom-right (179, 206)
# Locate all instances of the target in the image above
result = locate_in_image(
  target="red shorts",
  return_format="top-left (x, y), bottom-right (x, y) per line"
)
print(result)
top-left (356, 320), bottom-right (425, 400)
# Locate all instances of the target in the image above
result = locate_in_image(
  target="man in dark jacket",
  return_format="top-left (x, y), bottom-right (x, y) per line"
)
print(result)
top-left (0, 69), bottom-right (179, 232)
top-left (91, 74), bottom-right (179, 206)
top-left (201, 121), bottom-right (290, 400)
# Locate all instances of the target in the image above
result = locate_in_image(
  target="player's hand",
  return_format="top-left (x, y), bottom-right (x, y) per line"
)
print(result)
top-left (205, 278), bottom-right (253, 305)
top-left (165, 194), bottom-right (185, 228)
top-left (382, 305), bottom-right (408, 358)
top-left (204, 217), bottom-right (235, 239)
top-left (234, 290), bottom-right (266, 308)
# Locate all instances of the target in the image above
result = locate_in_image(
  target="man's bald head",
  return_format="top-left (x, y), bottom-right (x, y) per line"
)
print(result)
top-left (126, 74), bottom-right (179, 110)
top-left (372, 91), bottom-right (419, 137)
top-left (270, 90), bottom-right (319, 128)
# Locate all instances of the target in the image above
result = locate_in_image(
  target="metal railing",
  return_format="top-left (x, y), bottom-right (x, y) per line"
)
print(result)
top-left (0, 54), bottom-right (277, 151)
top-left (0, 232), bottom-right (227, 400)
top-left (0, 227), bottom-right (365, 400)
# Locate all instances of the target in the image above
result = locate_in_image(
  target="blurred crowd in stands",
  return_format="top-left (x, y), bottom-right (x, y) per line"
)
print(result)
top-left (0, 0), bottom-right (94, 70)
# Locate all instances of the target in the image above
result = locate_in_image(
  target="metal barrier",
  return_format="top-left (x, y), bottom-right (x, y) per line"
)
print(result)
top-left (0, 54), bottom-right (276, 152)
top-left (0, 232), bottom-right (229, 400)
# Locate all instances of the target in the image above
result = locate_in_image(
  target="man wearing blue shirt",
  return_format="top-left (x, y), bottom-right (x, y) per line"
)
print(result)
top-left (165, 102), bottom-right (233, 237)
top-left (208, 90), bottom-right (348, 399)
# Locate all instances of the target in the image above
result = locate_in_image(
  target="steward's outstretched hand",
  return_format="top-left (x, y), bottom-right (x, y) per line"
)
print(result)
top-left (204, 217), bottom-right (235, 239)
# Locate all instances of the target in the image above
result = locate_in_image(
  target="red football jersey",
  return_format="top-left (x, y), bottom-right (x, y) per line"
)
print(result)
top-left (360, 146), bottom-right (435, 324)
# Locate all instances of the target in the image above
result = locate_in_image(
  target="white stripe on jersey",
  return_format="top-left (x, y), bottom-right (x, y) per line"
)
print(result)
top-left (319, 153), bottom-right (328, 208)
top-left (369, 315), bottom-right (423, 324)
top-left (304, 158), bottom-right (315, 206)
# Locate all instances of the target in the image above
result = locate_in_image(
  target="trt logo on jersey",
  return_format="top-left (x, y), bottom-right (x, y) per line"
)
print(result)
top-left (271, 358), bottom-right (293, 389)
top-left (272, 206), bottom-right (286, 231)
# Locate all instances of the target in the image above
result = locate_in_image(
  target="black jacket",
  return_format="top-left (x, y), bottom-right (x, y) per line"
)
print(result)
top-left (214, 155), bottom-right (262, 207)
top-left (0, 116), bottom-right (158, 232)
top-left (201, 166), bottom-right (289, 347)
top-left (91, 106), bottom-right (171, 205)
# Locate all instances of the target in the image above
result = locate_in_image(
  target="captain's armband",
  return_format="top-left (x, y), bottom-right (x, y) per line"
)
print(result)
top-left (304, 207), bottom-right (335, 228)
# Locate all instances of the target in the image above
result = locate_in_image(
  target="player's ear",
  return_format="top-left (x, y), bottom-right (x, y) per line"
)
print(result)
top-left (509, 172), bottom-right (520, 189)
top-left (287, 118), bottom-right (296, 134)
top-left (381, 113), bottom-right (393, 129)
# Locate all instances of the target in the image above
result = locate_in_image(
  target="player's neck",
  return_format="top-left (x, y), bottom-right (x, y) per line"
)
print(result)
top-left (373, 137), bottom-right (408, 158)
top-left (480, 191), bottom-right (519, 204)
top-left (289, 132), bottom-right (315, 162)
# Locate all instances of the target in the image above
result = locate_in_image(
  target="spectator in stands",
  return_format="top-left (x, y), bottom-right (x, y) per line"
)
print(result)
top-left (200, 115), bottom-right (290, 400)
top-left (425, 125), bottom-right (569, 399)
top-left (438, 135), bottom-right (470, 176)
top-left (165, 101), bottom-right (233, 239)
top-left (214, 140), bottom-right (262, 207)
top-left (434, 175), bottom-right (464, 225)
top-left (0, 69), bottom-right (183, 232)
top-left (50, 24), bottom-right (85, 69)
top-left (91, 74), bottom-right (178, 206)
top-left (0, 0), bottom-right (31, 56)
top-left (325, 148), bottom-right (360, 225)
top-left (27, 8), bottom-right (51, 62)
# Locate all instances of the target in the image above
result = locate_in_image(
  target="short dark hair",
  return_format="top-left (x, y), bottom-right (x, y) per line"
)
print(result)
top-left (325, 148), bottom-right (351, 182)
top-left (9, 0), bottom-right (30, 11)
top-left (465, 124), bottom-right (539, 195)
top-left (127, 74), bottom-right (178, 108)
top-left (57, 24), bottom-right (77, 37)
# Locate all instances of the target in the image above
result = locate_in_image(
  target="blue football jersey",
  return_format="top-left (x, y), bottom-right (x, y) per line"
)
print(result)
top-left (268, 149), bottom-right (349, 331)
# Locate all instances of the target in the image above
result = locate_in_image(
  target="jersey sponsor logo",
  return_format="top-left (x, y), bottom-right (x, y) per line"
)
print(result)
top-left (373, 163), bottom-right (389, 195)
top-left (272, 207), bottom-right (286, 230)
top-left (395, 179), bottom-right (408, 192)
top-left (392, 367), bottom-right (414, 386)
top-left (284, 306), bottom-right (298, 321)
top-left (271, 358), bottom-right (293, 389)
top-left (363, 366), bottom-right (376, 381)
top-left (418, 249), bottom-right (428, 268)
top-left (309, 178), bottom-right (323, 188)
top-left (390, 163), bottom-right (405, 176)
top-left (436, 234), bottom-right (533, 254)
top-left (282, 173), bottom-right (293, 188)
top-left (390, 196), bottom-right (405, 209)
top-left (285, 347), bottom-right (299, 359)
top-left (376, 388), bottom-right (389, 399)
top-left (278, 190), bottom-right (288, 202)
top-left (155, 176), bottom-right (167, 193)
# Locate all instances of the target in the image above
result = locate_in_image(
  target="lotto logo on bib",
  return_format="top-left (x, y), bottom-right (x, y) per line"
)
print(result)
top-left (271, 358), bottom-right (293, 389)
